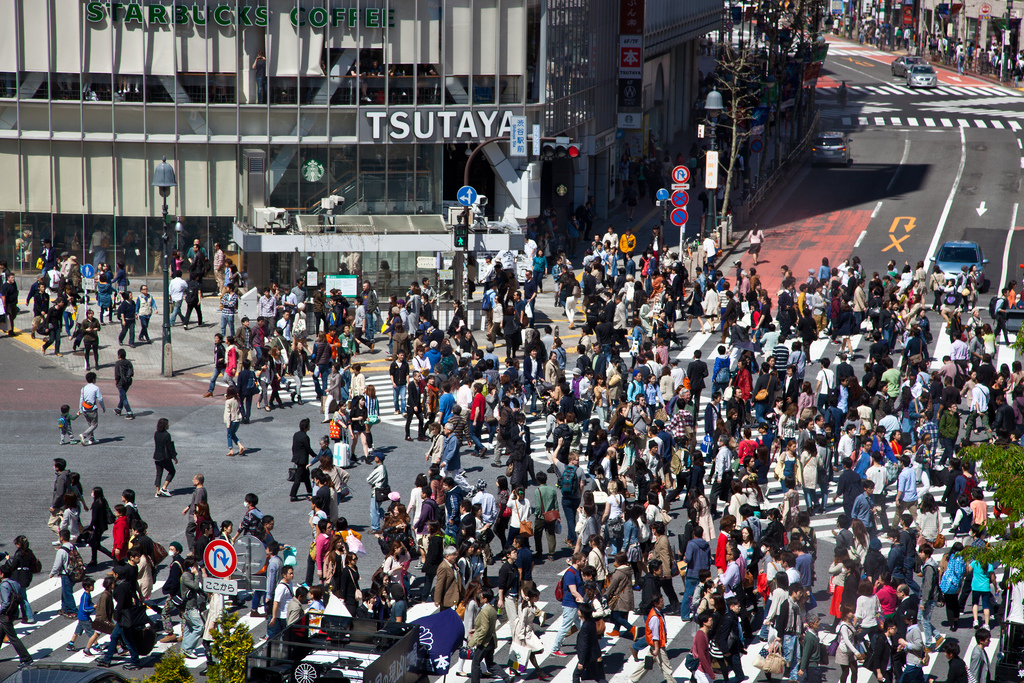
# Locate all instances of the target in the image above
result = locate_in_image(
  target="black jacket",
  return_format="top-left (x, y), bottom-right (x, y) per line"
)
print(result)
top-left (637, 573), bottom-right (660, 617)
top-left (864, 632), bottom-right (893, 674)
top-left (291, 430), bottom-right (316, 466)
top-left (687, 359), bottom-right (708, 392)
top-left (716, 610), bottom-right (743, 654)
top-left (576, 619), bottom-right (605, 679)
top-left (943, 656), bottom-right (969, 683)
top-left (153, 430), bottom-right (177, 462)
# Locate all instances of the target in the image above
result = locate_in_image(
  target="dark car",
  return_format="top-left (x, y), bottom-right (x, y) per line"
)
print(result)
top-left (0, 666), bottom-right (129, 683)
top-left (891, 55), bottom-right (924, 77)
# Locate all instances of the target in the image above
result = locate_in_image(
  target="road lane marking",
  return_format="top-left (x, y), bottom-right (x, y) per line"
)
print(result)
top-left (925, 126), bottom-right (967, 267)
top-left (1018, 138), bottom-right (1023, 147)
top-left (923, 118), bottom-right (935, 126)
top-left (1001, 202), bottom-right (1019, 292)
top-left (860, 117), bottom-right (871, 126)
top-left (1011, 121), bottom-right (1022, 131)
top-left (887, 140), bottom-right (911, 191)
top-left (883, 234), bottom-right (911, 252)
top-left (941, 118), bottom-right (953, 127)
top-left (855, 230), bottom-right (867, 247)
top-left (842, 117), bottom-right (852, 126)
top-left (907, 117), bottom-right (919, 126)
top-left (875, 117), bottom-right (886, 125)
top-left (871, 201), bottom-right (883, 218)
top-left (975, 119), bottom-right (988, 128)
top-left (891, 117), bottom-right (902, 125)
top-left (958, 118), bottom-right (970, 127)
top-left (991, 120), bottom-right (1005, 129)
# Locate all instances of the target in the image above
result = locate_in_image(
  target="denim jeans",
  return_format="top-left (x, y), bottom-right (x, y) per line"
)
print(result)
top-left (803, 487), bottom-right (820, 512)
top-left (900, 664), bottom-right (923, 683)
top-left (681, 576), bottom-right (700, 619)
top-left (524, 382), bottom-right (538, 413)
top-left (469, 423), bottom-right (485, 452)
top-left (138, 315), bottom-right (151, 341)
top-left (562, 498), bottom-right (580, 544)
top-left (370, 498), bottom-right (384, 533)
top-left (316, 363), bottom-right (330, 396)
top-left (18, 583), bottom-right (34, 621)
top-left (171, 299), bottom-right (185, 325)
top-left (60, 574), bottom-right (75, 613)
top-left (782, 634), bottom-right (801, 681)
top-left (181, 608), bottom-right (204, 653)
top-left (220, 312), bottom-right (236, 338)
top-left (117, 387), bottom-right (133, 415)
top-left (208, 367), bottom-right (223, 393)
top-left (552, 605), bottom-right (579, 651)
top-left (227, 421), bottom-right (241, 448)
top-left (393, 384), bottom-right (406, 413)
top-left (919, 600), bottom-right (936, 644)
top-left (101, 623), bottom-right (140, 665)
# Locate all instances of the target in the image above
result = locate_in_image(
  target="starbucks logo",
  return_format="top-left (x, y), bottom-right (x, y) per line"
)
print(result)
top-left (302, 159), bottom-right (325, 183)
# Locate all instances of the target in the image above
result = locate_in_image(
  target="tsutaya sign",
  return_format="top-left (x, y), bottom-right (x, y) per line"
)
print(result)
top-left (85, 2), bottom-right (397, 29)
top-left (363, 110), bottom-right (518, 143)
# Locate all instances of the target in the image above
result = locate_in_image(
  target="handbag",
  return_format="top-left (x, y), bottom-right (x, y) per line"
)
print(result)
top-left (627, 543), bottom-right (641, 563)
top-left (374, 486), bottom-right (391, 503)
top-left (517, 503), bottom-right (534, 536)
top-left (543, 509), bottom-right (560, 523)
top-left (908, 352), bottom-right (925, 365)
top-left (754, 388), bottom-right (769, 401)
top-left (367, 414), bottom-right (381, 426)
top-left (287, 467), bottom-right (298, 482)
top-left (329, 420), bottom-right (342, 440)
top-left (933, 533), bottom-right (945, 549)
top-left (684, 652), bottom-right (701, 672)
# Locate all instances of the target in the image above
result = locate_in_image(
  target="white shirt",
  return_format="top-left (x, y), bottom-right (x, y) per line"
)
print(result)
top-left (815, 368), bottom-right (835, 396)
top-left (867, 463), bottom-right (887, 492)
top-left (703, 236), bottom-right (716, 259)
top-left (971, 384), bottom-right (990, 412)
top-left (472, 491), bottom-right (498, 525)
top-left (274, 581), bottom-right (294, 619)
top-left (412, 355), bottom-right (431, 374)
top-left (838, 434), bottom-right (857, 460)
top-left (524, 239), bottom-right (537, 260)
top-left (670, 366), bottom-right (685, 389)
top-left (456, 384), bottom-right (473, 411)
top-left (168, 276), bottom-right (188, 303)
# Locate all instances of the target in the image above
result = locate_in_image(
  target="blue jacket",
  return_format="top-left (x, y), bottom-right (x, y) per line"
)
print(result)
top-left (425, 348), bottom-right (442, 369)
top-left (438, 393), bottom-right (455, 425)
top-left (852, 492), bottom-right (875, 530)
top-left (440, 434), bottom-right (461, 473)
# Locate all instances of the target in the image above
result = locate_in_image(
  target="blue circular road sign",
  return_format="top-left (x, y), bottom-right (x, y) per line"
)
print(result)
top-left (656, 188), bottom-right (670, 202)
top-left (80, 264), bottom-right (95, 278)
top-left (750, 138), bottom-right (764, 153)
top-left (670, 207), bottom-right (689, 226)
top-left (457, 185), bottom-right (478, 207)
top-left (671, 190), bottom-right (689, 208)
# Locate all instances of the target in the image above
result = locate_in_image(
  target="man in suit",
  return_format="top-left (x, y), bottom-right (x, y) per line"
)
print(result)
top-left (289, 418), bottom-right (316, 501)
top-left (687, 349), bottom-right (709, 419)
top-left (865, 618), bottom-right (897, 683)
top-left (939, 638), bottom-right (969, 683)
top-left (523, 346), bottom-right (541, 414)
top-left (469, 588), bottom-right (511, 683)
top-left (433, 545), bottom-right (462, 609)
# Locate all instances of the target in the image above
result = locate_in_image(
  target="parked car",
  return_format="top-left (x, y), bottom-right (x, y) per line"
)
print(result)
top-left (930, 240), bottom-right (989, 292)
top-left (907, 65), bottom-right (937, 88)
top-left (891, 55), bottom-right (924, 77)
top-left (811, 132), bottom-right (852, 166)
top-left (1, 666), bottom-right (129, 683)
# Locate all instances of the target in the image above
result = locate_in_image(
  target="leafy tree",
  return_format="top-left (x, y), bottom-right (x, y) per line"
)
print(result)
top-left (206, 610), bottom-right (253, 683)
top-left (146, 647), bottom-right (194, 683)
top-left (958, 442), bottom-right (1024, 581)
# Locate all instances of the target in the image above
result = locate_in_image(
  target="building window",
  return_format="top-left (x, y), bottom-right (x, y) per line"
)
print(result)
top-left (143, 76), bottom-right (174, 104)
top-left (115, 75), bottom-right (144, 102)
top-left (445, 75), bottom-right (469, 105)
top-left (83, 74), bottom-right (113, 102)
top-left (499, 76), bottom-right (522, 104)
top-left (417, 64), bottom-right (441, 104)
top-left (389, 64), bottom-right (414, 105)
top-left (269, 77), bottom-right (298, 105)
top-left (178, 74), bottom-right (207, 104)
top-left (209, 74), bottom-right (237, 104)
top-left (473, 76), bottom-right (495, 104)
top-left (0, 74), bottom-right (16, 99)
top-left (19, 73), bottom-right (49, 100)
top-left (358, 49), bottom-right (386, 104)
top-left (52, 74), bottom-right (82, 101)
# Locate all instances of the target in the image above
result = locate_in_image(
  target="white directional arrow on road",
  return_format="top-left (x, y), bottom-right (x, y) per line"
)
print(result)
top-left (977, 201), bottom-right (988, 216)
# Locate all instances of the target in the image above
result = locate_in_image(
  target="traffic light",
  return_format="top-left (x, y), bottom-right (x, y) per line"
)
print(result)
top-left (541, 137), bottom-right (580, 160)
top-left (453, 208), bottom-right (470, 249)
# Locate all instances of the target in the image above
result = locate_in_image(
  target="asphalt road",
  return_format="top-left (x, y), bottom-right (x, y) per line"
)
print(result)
top-left (0, 38), bottom-right (1015, 683)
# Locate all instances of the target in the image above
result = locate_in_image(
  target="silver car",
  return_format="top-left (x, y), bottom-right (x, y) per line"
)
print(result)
top-left (811, 133), bottom-right (852, 166)
top-left (907, 65), bottom-right (937, 88)
top-left (891, 55), bottom-right (924, 77)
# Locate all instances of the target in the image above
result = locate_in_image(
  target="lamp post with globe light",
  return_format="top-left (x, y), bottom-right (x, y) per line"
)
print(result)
top-left (704, 90), bottom-right (723, 239)
top-left (152, 157), bottom-right (177, 377)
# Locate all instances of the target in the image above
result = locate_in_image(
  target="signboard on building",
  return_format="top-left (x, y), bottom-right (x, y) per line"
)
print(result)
top-left (84, 3), bottom-right (398, 30)
top-left (363, 109), bottom-right (516, 143)
top-left (509, 116), bottom-right (528, 157)
top-left (325, 274), bottom-right (359, 297)
top-left (619, 0), bottom-right (645, 34)
top-left (618, 112), bottom-right (642, 130)
top-left (705, 151), bottom-right (719, 189)
top-left (618, 79), bottom-right (642, 108)
top-left (618, 35), bottom-right (643, 79)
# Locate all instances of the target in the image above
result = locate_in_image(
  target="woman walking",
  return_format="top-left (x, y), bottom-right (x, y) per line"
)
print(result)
top-left (85, 487), bottom-right (113, 566)
top-left (747, 224), bottom-right (765, 266)
top-left (153, 418), bottom-right (178, 498)
top-left (224, 387), bottom-right (245, 457)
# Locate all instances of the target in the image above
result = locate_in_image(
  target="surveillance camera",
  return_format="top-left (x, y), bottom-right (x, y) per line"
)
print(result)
top-left (475, 195), bottom-right (488, 206)
top-left (175, 220), bottom-right (183, 233)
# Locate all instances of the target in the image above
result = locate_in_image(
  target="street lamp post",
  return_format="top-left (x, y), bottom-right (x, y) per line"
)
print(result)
top-left (152, 157), bottom-right (177, 378)
top-left (704, 90), bottom-right (724, 240)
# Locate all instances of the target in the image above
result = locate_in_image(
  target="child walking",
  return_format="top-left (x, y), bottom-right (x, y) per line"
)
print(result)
top-left (66, 577), bottom-right (100, 656)
top-left (59, 404), bottom-right (79, 445)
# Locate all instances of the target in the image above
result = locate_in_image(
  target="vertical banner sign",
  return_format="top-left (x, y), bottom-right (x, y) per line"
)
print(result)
top-left (705, 151), bottom-right (719, 189)
top-left (532, 124), bottom-right (541, 156)
top-left (510, 116), bottom-right (527, 157)
top-left (618, 0), bottom-right (644, 133)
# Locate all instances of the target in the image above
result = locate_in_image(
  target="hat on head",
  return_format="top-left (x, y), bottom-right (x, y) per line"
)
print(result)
top-left (573, 368), bottom-right (582, 376)
top-left (654, 419), bottom-right (665, 429)
top-left (60, 251), bottom-right (69, 258)
top-left (476, 479), bottom-right (487, 490)
top-left (808, 268), bottom-right (815, 274)
top-left (169, 541), bottom-right (183, 554)
top-left (388, 491), bottom-right (401, 502)
top-left (430, 340), bottom-right (438, 349)
top-left (297, 302), bottom-right (305, 311)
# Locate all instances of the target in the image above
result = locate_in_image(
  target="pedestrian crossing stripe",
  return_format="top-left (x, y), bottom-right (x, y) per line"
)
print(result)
top-left (837, 115), bottom-right (1021, 128)
top-left (819, 84), bottom-right (1018, 97)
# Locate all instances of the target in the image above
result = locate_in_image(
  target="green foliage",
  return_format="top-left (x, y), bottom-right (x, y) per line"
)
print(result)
top-left (146, 648), bottom-right (194, 683)
top-left (206, 610), bottom-right (253, 683)
top-left (958, 442), bottom-right (1024, 582)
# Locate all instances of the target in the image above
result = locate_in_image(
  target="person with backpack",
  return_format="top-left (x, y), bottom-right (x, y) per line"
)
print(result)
top-left (183, 273), bottom-right (204, 330)
top-left (10, 535), bottom-right (39, 623)
top-left (559, 453), bottom-right (584, 548)
top-left (0, 563), bottom-right (33, 665)
top-left (50, 529), bottom-right (83, 617)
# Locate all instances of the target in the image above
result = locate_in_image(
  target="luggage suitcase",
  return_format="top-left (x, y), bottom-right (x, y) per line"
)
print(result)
top-left (333, 442), bottom-right (351, 468)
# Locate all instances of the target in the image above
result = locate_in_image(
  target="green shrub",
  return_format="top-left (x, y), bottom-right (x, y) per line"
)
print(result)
top-left (206, 611), bottom-right (253, 683)
top-left (146, 647), bottom-right (194, 683)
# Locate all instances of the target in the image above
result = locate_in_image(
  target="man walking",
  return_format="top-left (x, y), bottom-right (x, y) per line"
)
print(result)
top-left (95, 555), bottom-right (145, 670)
top-left (79, 371), bottom-right (105, 446)
top-left (469, 588), bottom-right (512, 683)
top-left (169, 270), bottom-right (188, 327)
top-left (135, 285), bottom-right (155, 343)
top-left (183, 273), bottom-right (203, 330)
top-left (0, 564), bottom-right (33, 665)
top-left (551, 552), bottom-right (586, 657)
top-left (389, 351), bottom-right (409, 414)
top-left (181, 474), bottom-right (207, 553)
top-left (113, 349), bottom-right (136, 419)
top-left (50, 530), bottom-right (78, 617)
top-left (630, 594), bottom-right (674, 683)
top-left (219, 284), bottom-right (238, 337)
top-left (117, 290), bottom-right (136, 347)
top-left (203, 334), bottom-right (227, 398)
top-left (289, 418), bottom-right (316, 501)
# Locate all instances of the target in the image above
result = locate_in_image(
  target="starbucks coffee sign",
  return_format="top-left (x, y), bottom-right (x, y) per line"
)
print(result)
top-left (85, 2), bottom-right (396, 29)
top-left (302, 159), bottom-right (325, 183)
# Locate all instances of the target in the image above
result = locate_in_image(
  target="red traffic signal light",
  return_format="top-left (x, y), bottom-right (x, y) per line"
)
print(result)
top-left (541, 140), bottom-right (580, 160)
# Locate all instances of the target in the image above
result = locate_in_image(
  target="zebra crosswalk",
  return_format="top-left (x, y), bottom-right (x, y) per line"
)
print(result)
top-left (818, 83), bottom-right (1017, 98)
top-left (833, 114), bottom-right (1023, 129)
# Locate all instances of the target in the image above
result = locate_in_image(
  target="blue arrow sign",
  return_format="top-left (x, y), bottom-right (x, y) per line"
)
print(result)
top-left (212, 548), bottom-right (230, 570)
top-left (656, 188), bottom-right (670, 202)
top-left (80, 264), bottom-right (95, 278)
top-left (457, 185), bottom-right (478, 207)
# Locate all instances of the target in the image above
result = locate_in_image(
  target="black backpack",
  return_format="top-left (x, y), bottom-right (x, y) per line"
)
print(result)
top-left (1, 578), bottom-right (20, 618)
top-left (186, 280), bottom-right (201, 305)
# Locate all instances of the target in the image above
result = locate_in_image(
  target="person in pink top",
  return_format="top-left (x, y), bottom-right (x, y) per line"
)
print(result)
top-left (874, 576), bottom-right (899, 617)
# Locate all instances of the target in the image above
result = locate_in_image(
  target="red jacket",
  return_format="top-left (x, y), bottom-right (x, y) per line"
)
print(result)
top-left (735, 368), bottom-right (752, 401)
top-left (715, 531), bottom-right (730, 573)
top-left (112, 516), bottom-right (129, 560)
